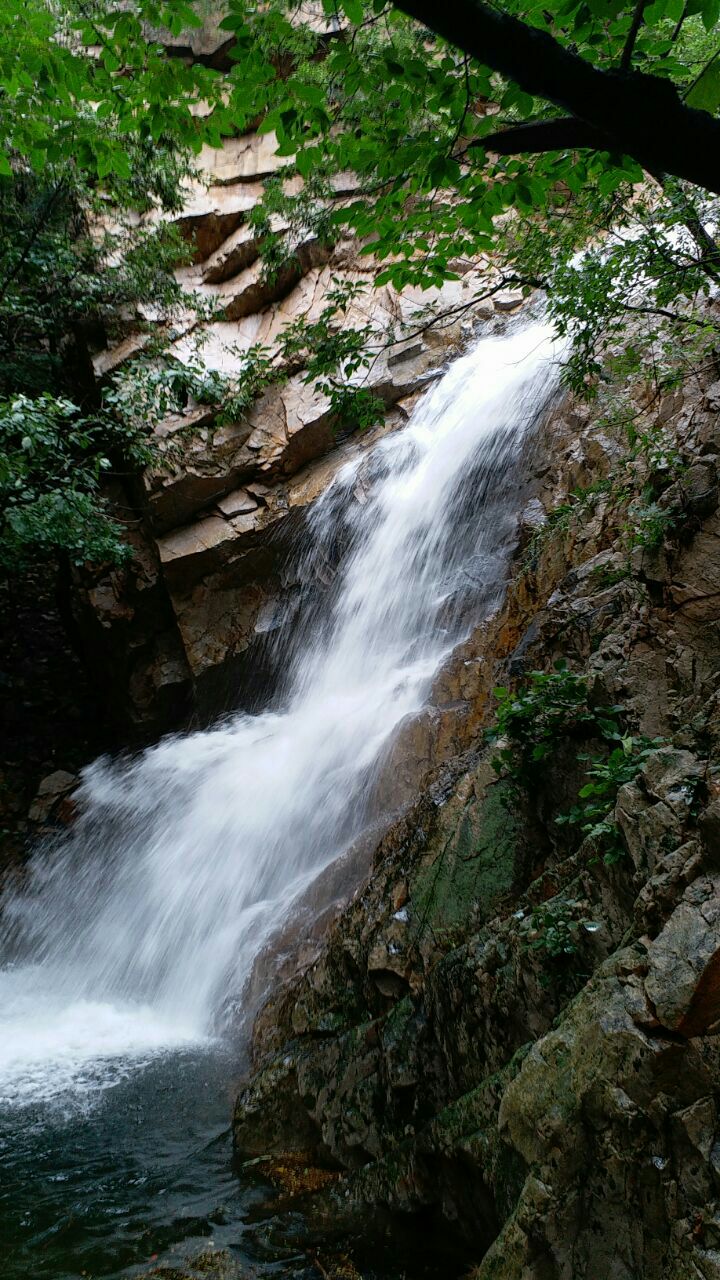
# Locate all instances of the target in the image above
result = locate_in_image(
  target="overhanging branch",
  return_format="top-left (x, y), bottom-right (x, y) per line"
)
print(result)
top-left (393, 0), bottom-right (720, 194)
top-left (475, 116), bottom-right (612, 156)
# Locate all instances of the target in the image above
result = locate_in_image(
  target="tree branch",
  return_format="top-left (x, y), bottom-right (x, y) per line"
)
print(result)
top-left (476, 116), bottom-right (611, 156)
top-left (393, 0), bottom-right (720, 194)
top-left (0, 178), bottom-right (67, 305)
top-left (620, 0), bottom-right (649, 72)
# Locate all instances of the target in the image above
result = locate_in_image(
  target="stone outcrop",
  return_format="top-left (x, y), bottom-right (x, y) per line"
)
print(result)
top-left (79, 101), bottom-right (509, 734)
top-left (231, 361), bottom-right (720, 1278)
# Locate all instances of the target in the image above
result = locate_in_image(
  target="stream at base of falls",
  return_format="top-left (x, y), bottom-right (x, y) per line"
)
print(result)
top-left (2, 1046), bottom-right (441, 1280)
top-left (2, 1049), bottom-right (242, 1280)
top-left (0, 318), bottom-right (562, 1278)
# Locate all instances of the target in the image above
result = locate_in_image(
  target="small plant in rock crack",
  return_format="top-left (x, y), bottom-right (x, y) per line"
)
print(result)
top-left (556, 735), bottom-right (664, 863)
top-left (521, 478), bottom-right (619, 571)
top-left (589, 561), bottom-right (632, 589)
top-left (518, 897), bottom-right (596, 987)
top-left (525, 900), bottom-right (581, 959)
top-left (626, 420), bottom-right (688, 489)
top-left (626, 497), bottom-right (678, 550)
top-left (487, 661), bottom-right (623, 788)
top-left (520, 499), bottom-right (574, 570)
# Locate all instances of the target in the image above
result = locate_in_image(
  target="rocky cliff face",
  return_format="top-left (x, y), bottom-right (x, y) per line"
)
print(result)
top-left (232, 358), bottom-right (720, 1279)
top-left (61, 25), bottom-right (720, 1270)
top-left (79, 80), bottom-right (521, 735)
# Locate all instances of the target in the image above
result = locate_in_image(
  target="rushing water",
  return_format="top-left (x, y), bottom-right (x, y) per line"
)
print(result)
top-left (0, 318), bottom-right (560, 1277)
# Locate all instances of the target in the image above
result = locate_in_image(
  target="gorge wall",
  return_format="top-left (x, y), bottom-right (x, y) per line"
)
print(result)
top-left (231, 356), bottom-right (720, 1279)
top-left (9, 16), bottom-right (720, 1277)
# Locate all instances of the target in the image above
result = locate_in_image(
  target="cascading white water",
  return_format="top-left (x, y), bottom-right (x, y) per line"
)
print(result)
top-left (0, 319), bottom-right (560, 1106)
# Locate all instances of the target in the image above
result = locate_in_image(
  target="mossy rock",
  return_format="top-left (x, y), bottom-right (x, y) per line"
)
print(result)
top-left (134, 1249), bottom-right (245, 1279)
top-left (411, 773), bottom-right (522, 936)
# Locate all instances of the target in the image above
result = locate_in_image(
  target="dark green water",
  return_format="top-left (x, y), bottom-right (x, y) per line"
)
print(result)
top-left (2, 1045), bottom-right (355, 1280)
top-left (1, 1047), bottom-right (272, 1278)
top-left (1, 1047), bottom-right (439, 1280)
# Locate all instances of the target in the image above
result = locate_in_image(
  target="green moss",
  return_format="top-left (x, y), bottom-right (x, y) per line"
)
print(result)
top-left (432, 1045), bottom-right (531, 1148)
top-left (429, 1050), bottom-right (530, 1224)
top-left (381, 995), bottom-right (414, 1041)
top-left (492, 1140), bottom-right (528, 1221)
top-left (411, 777), bottom-right (521, 934)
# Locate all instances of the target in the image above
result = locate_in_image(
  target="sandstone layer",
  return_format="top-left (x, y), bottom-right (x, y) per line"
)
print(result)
top-left (78, 102), bottom-right (518, 735)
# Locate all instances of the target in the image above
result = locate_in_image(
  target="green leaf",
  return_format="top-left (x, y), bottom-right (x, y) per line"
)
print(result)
top-left (341, 0), bottom-right (364, 21)
top-left (219, 13), bottom-right (247, 31)
top-left (110, 148), bottom-right (131, 179)
top-left (687, 58), bottom-right (720, 113)
top-left (295, 148), bottom-right (314, 177)
top-left (294, 82), bottom-right (326, 108)
top-left (701, 0), bottom-right (720, 27)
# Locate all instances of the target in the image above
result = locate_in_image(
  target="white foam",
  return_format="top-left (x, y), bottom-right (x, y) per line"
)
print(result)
top-left (0, 967), bottom-right (202, 1108)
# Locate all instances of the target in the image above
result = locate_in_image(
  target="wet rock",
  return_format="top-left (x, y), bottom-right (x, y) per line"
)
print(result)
top-left (75, 99), bottom-right (720, 1273)
top-left (517, 497), bottom-right (547, 547)
top-left (645, 877), bottom-right (720, 1036)
top-left (493, 290), bottom-right (524, 312)
top-left (704, 379), bottom-right (720, 413)
top-left (229, 349), bottom-right (720, 1275)
top-left (633, 839), bottom-right (705, 935)
top-left (616, 781), bottom-right (683, 875)
top-left (671, 521), bottom-right (720, 622)
top-left (201, 221), bottom-right (263, 283)
top-left (197, 130), bottom-right (293, 185)
top-left (28, 770), bottom-right (78, 824)
top-left (158, 516), bottom-right (239, 581)
top-left (135, 1246), bottom-right (246, 1279)
top-left (659, 460), bottom-right (718, 520)
top-left (215, 488), bottom-right (259, 517)
top-left (641, 747), bottom-right (705, 815)
top-left (174, 191), bottom-right (254, 262)
top-left (179, 239), bottom-right (331, 322)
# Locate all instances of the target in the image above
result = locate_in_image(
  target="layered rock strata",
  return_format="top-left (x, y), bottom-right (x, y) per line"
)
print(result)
top-left (80, 108), bottom-right (516, 733)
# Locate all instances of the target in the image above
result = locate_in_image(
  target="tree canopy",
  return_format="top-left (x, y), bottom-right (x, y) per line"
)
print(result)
top-left (2, 0), bottom-right (720, 567)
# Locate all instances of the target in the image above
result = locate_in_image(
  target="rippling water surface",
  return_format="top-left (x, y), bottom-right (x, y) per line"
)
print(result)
top-left (2, 1049), bottom-right (258, 1279)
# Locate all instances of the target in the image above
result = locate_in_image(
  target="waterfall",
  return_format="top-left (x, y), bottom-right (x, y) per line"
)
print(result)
top-left (0, 319), bottom-right (560, 1106)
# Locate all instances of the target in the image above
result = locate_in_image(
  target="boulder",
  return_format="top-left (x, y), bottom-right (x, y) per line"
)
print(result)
top-left (28, 770), bottom-right (78, 824)
top-left (645, 877), bottom-right (720, 1036)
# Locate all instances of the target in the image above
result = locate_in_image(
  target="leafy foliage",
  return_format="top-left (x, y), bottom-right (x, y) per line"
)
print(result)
top-left (177, 275), bottom-right (386, 431)
top-left (0, 171), bottom-right (192, 403)
top-left (0, 0), bottom-right (220, 182)
top-left (556, 736), bottom-right (665, 861)
top-left (488, 661), bottom-right (623, 784)
top-left (2, 0), bottom-right (720, 570)
top-left (276, 278), bottom-right (385, 428)
top-left (0, 395), bottom-right (135, 569)
top-left (521, 478), bottom-right (618, 569)
top-left (150, 0), bottom-right (720, 424)
top-left (524, 899), bottom-right (582, 960)
top-left (488, 663), bottom-right (667, 864)
top-left (517, 896), bottom-right (599, 988)
top-left (0, 178), bottom-right (192, 565)
top-left (0, 1), bottom-right (207, 569)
